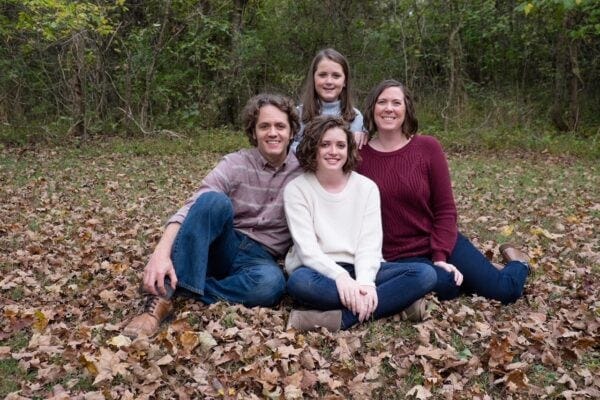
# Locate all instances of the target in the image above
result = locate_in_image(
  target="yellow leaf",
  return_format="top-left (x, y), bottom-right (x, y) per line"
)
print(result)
top-left (179, 331), bottom-right (200, 352)
top-left (524, 3), bottom-right (534, 15)
top-left (566, 215), bottom-right (580, 224)
top-left (530, 227), bottom-right (564, 240)
top-left (500, 225), bottom-right (514, 237)
top-left (33, 310), bottom-right (48, 332)
top-left (79, 353), bottom-right (98, 376)
top-left (106, 335), bottom-right (132, 348)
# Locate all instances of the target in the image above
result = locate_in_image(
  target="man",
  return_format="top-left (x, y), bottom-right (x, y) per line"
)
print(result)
top-left (123, 93), bottom-right (302, 338)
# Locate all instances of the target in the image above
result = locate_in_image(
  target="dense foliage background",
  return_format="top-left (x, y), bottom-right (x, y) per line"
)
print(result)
top-left (1, 0), bottom-right (599, 144)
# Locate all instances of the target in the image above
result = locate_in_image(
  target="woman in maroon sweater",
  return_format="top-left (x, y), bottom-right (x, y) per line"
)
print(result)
top-left (357, 80), bottom-right (529, 304)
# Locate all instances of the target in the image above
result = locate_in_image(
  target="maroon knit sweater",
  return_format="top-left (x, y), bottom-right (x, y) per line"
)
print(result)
top-left (357, 135), bottom-right (458, 262)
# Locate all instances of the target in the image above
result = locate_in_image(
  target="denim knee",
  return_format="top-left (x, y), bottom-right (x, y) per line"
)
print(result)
top-left (286, 268), bottom-right (314, 299)
top-left (246, 266), bottom-right (286, 307)
top-left (418, 265), bottom-right (438, 293)
top-left (187, 191), bottom-right (233, 220)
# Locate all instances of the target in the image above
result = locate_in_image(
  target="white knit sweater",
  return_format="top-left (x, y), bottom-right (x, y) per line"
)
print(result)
top-left (283, 172), bottom-right (383, 286)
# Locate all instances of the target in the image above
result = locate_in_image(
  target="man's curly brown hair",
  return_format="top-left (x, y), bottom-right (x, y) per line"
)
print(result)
top-left (241, 93), bottom-right (300, 146)
top-left (296, 115), bottom-right (359, 173)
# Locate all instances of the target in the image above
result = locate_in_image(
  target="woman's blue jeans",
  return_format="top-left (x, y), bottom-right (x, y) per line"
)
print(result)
top-left (286, 262), bottom-right (437, 329)
top-left (393, 233), bottom-right (529, 304)
top-left (170, 192), bottom-right (286, 307)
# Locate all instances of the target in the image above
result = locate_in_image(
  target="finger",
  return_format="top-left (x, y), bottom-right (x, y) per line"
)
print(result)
top-left (155, 277), bottom-right (166, 296)
top-left (348, 293), bottom-right (357, 315)
top-left (168, 268), bottom-right (178, 290)
top-left (357, 301), bottom-right (367, 322)
top-left (143, 272), bottom-right (157, 296)
top-left (340, 288), bottom-right (350, 310)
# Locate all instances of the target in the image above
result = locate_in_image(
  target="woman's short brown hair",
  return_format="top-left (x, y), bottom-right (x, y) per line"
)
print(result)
top-left (241, 93), bottom-right (300, 146)
top-left (296, 115), bottom-right (359, 174)
top-left (364, 79), bottom-right (418, 139)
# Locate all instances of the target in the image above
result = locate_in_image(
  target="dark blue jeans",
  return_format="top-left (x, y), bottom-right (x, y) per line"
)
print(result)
top-left (286, 262), bottom-right (437, 329)
top-left (170, 192), bottom-right (286, 307)
top-left (393, 233), bottom-right (529, 304)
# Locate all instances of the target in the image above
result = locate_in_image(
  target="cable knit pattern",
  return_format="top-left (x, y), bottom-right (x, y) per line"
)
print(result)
top-left (357, 135), bottom-right (457, 262)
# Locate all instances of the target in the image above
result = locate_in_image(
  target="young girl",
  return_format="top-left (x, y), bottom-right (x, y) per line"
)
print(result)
top-left (284, 116), bottom-right (436, 331)
top-left (290, 48), bottom-right (368, 153)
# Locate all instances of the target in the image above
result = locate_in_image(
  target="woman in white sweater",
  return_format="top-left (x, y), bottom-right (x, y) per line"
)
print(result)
top-left (284, 116), bottom-right (437, 331)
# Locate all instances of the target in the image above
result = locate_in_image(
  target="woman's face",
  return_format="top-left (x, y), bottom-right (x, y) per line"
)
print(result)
top-left (314, 58), bottom-right (346, 103)
top-left (317, 127), bottom-right (348, 173)
top-left (374, 86), bottom-right (406, 134)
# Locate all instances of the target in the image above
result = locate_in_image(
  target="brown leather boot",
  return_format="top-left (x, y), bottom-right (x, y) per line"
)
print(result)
top-left (123, 296), bottom-right (174, 338)
top-left (401, 298), bottom-right (426, 322)
top-left (286, 309), bottom-right (342, 332)
top-left (499, 244), bottom-right (530, 264)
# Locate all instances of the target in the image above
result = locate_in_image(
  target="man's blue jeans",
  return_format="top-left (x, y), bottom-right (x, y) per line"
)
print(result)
top-left (393, 233), bottom-right (529, 304)
top-left (286, 262), bottom-right (437, 329)
top-left (170, 192), bottom-right (286, 307)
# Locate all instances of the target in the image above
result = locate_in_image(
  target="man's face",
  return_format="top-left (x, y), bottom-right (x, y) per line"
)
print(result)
top-left (254, 105), bottom-right (292, 167)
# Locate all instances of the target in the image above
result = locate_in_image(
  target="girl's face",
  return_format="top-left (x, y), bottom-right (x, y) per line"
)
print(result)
top-left (316, 127), bottom-right (348, 173)
top-left (374, 86), bottom-right (406, 134)
top-left (313, 58), bottom-right (346, 103)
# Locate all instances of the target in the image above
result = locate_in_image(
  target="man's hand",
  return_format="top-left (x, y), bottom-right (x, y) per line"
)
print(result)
top-left (141, 223), bottom-right (181, 296)
top-left (143, 251), bottom-right (178, 296)
top-left (434, 261), bottom-right (463, 286)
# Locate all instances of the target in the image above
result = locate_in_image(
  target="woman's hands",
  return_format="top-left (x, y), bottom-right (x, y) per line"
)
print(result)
top-left (433, 261), bottom-right (463, 286)
top-left (358, 285), bottom-right (378, 322)
top-left (335, 275), bottom-right (378, 322)
top-left (353, 131), bottom-right (369, 149)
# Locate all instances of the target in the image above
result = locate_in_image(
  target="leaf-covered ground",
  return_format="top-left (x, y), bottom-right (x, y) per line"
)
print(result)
top-left (1, 139), bottom-right (599, 399)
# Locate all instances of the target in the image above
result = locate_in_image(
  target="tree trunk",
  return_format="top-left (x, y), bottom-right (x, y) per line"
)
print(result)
top-left (444, 22), bottom-right (466, 131)
top-left (551, 11), bottom-right (580, 132)
top-left (140, 0), bottom-right (171, 133)
top-left (223, 0), bottom-right (248, 124)
top-left (70, 31), bottom-right (87, 139)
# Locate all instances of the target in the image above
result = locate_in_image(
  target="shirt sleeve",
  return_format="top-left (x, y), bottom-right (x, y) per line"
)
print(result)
top-left (427, 139), bottom-right (458, 262)
top-left (283, 179), bottom-right (350, 281)
top-left (350, 108), bottom-right (365, 132)
top-left (353, 181), bottom-right (383, 286)
top-left (167, 154), bottom-right (234, 225)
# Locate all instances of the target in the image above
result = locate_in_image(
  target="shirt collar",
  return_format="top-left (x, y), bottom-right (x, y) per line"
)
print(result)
top-left (251, 147), bottom-right (296, 171)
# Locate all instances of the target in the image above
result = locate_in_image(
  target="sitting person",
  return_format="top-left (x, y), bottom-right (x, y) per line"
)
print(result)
top-left (123, 93), bottom-right (303, 338)
top-left (357, 79), bottom-right (530, 304)
top-left (291, 48), bottom-right (368, 153)
top-left (284, 115), bottom-right (437, 332)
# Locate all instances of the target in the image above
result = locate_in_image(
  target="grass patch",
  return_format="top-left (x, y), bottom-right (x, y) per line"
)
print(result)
top-left (0, 358), bottom-right (26, 397)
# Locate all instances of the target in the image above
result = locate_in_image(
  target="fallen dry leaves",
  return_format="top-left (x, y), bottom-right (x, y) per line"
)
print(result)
top-left (0, 143), bottom-right (598, 399)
